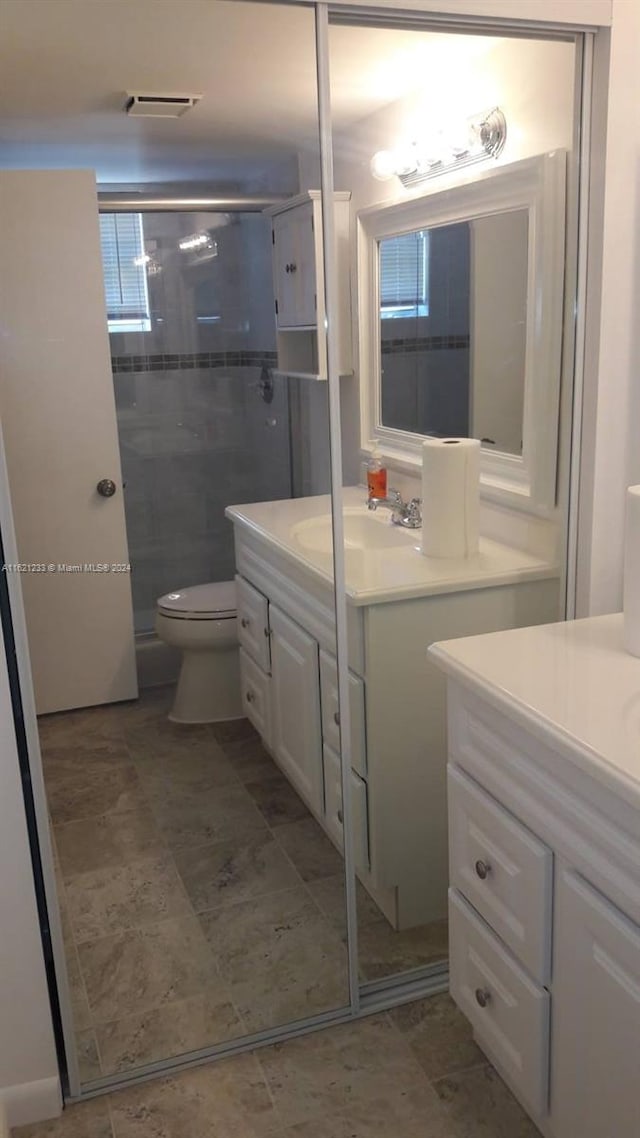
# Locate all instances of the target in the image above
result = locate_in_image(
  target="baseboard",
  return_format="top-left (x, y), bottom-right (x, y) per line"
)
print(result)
top-left (135, 633), bottom-right (180, 690)
top-left (1, 1076), bottom-right (61, 1128)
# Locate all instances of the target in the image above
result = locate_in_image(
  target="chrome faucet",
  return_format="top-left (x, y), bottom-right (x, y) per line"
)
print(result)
top-left (367, 488), bottom-right (422, 529)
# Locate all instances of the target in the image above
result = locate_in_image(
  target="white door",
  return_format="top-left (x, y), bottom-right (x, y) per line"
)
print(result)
top-left (551, 868), bottom-right (640, 1138)
top-left (0, 170), bottom-right (137, 714)
top-left (270, 604), bottom-right (323, 814)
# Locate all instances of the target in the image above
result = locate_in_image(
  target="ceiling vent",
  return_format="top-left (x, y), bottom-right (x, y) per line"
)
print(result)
top-left (124, 92), bottom-right (202, 118)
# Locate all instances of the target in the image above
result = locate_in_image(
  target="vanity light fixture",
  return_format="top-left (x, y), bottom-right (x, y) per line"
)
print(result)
top-left (178, 232), bottom-right (216, 252)
top-left (370, 107), bottom-right (507, 188)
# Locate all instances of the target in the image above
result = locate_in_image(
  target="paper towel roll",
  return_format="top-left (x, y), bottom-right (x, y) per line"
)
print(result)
top-left (421, 437), bottom-right (480, 558)
top-left (623, 485), bottom-right (640, 656)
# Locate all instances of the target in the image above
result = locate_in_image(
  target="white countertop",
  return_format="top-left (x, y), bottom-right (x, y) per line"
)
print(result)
top-left (226, 487), bottom-right (558, 607)
top-left (429, 613), bottom-right (640, 807)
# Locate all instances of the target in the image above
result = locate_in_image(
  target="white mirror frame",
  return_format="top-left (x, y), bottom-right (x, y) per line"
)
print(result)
top-left (357, 150), bottom-right (566, 516)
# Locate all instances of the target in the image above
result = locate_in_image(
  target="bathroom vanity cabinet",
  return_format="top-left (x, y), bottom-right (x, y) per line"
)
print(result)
top-left (265, 191), bottom-right (352, 381)
top-left (227, 490), bottom-right (560, 930)
top-left (430, 615), bottom-right (640, 1138)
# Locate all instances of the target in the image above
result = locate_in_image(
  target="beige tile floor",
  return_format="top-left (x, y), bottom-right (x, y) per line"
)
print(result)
top-left (39, 688), bottom-right (448, 1084)
top-left (13, 996), bottom-right (541, 1137)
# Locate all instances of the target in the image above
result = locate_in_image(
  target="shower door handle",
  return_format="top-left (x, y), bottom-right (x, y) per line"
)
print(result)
top-left (96, 478), bottom-right (117, 498)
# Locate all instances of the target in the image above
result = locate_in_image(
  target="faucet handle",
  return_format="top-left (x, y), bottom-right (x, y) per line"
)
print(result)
top-left (405, 497), bottom-right (422, 528)
top-left (387, 487), bottom-right (403, 505)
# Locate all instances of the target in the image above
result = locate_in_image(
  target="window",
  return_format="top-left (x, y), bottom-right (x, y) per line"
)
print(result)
top-left (379, 230), bottom-right (429, 319)
top-left (99, 213), bottom-right (151, 333)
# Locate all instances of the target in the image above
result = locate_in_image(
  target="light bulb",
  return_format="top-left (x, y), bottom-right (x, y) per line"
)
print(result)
top-left (370, 150), bottom-right (397, 181)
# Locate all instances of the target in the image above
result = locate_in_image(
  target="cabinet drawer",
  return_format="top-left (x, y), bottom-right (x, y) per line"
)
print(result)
top-left (323, 744), bottom-right (369, 872)
top-left (449, 888), bottom-right (550, 1118)
top-left (236, 575), bottom-right (271, 672)
top-left (448, 765), bottom-right (552, 983)
top-left (319, 650), bottom-right (366, 779)
top-left (239, 648), bottom-right (272, 748)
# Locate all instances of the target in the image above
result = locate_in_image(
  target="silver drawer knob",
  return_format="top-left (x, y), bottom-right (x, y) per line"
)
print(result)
top-left (245, 690), bottom-right (254, 704)
top-left (241, 618), bottom-right (250, 629)
top-left (333, 711), bottom-right (340, 726)
top-left (475, 859), bottom-right (491, 880)
top-left (475, 987), bottom-right (491, 1008)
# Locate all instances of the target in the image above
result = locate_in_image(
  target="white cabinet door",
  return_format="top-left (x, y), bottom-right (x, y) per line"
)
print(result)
top-left (323, 744), bottom-right (369, 872)
top-left (239, 648), bottom-right (272, 749)
top-left (272, 202), bottom-right (316, 329)
top-left (319, 649), bottom-right (367, 779)
top-left (552, 869), bottom-right (640, 1138)
top-left (449, 888), bottom-right (550, 1119)
top-left (236, 575), bottom-right (271, 672)
top-left (448, 765), bottom-right (553, 983)
top-left (0, 170), bottom-right (136, 713)
top-left (269, 604), bottom-right (324, 814)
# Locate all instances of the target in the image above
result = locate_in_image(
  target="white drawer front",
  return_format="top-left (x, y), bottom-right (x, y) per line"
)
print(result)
top-left (319, 649), bottom-right (366, 778)
top-left (323, 744), bottom-right (369, 872)
top-left (236, 575), bottom-right (271, 672)
top-left (449, 764), bottom-right (552, 983)
top-left (239, 648), bottom-right (272, 748)
top-left (449, 888), bottom-right (550, 1118)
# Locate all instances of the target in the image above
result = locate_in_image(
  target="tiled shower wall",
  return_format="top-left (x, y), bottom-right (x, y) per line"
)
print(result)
top-left (108, 212), bottom-right (292, 632)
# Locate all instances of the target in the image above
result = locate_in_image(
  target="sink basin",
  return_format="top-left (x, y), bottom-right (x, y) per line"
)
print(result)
top-left (291, 506), bottom-right (416, 555)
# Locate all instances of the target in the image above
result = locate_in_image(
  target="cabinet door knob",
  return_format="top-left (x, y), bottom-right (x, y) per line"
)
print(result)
top-left (475, 859), bottom-right (491, 880)
top-left (337, 808), bottom-right (343, 824)
top-left (245, 690), bottom-right (254, 704)
top-left (241, 617), bottom-right (250, 629)
top-left (96, 478), bottom-right (117, 497)
top-left (475, 987), bottom-right (491, 1008)
top-left (285, 262), bottom-right (297, 274)
top-left (263, 627), bottom-right (270, 638)
top-left (333, 711), bottom-right (340, 726)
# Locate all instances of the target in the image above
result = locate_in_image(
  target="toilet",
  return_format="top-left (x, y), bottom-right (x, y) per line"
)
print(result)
top-left (155, 581), bottom-right (243, 724)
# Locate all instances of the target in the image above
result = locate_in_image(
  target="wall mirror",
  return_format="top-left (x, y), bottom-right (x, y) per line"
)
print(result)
top-left (358, 151), bottom-right (567, 515)
top-left (325, 17), bottom-right (578, 992)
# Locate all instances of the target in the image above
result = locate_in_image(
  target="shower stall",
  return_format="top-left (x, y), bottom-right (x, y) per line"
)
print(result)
top-left (102, 204), bottom-right (294, 634)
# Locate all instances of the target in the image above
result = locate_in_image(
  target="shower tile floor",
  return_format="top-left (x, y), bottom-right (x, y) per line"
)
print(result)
top-left (39, 687), bottom-right (448, 1084)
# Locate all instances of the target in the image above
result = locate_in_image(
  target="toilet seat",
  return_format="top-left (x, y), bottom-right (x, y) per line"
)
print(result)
top-left (157, 581), bottom-right (237, 621)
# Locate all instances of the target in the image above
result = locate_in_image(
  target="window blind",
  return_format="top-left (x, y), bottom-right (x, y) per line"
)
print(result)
top-left (99, 213), bottom-right (150, 331)
top-left (379, 230), bottom-right (429, 316)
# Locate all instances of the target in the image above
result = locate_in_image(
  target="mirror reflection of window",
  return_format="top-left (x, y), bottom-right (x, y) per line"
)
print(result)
top-left (379, 230), bottom-right (429, 319)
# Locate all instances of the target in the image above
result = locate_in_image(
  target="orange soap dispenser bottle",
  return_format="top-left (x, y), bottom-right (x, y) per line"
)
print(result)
top-left (367, 446), bottom-right (387, 500)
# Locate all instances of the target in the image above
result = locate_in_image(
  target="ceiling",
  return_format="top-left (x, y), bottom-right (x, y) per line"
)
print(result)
top-left (0, 0), bottom-right (498, 185)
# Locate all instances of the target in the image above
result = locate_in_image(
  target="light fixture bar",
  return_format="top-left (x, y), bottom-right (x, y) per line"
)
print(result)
top-left (400, 108), bottom-right (507, 188)
top-left (370, 107), bottom-right (507, 190)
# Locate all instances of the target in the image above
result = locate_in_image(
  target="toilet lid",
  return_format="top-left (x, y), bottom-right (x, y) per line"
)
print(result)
top-left (157, 581), bottom-right (237, 619)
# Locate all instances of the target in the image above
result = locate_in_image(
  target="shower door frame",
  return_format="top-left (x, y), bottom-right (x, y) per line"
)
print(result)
top-left (0, 0), bottom-right (595, 1106)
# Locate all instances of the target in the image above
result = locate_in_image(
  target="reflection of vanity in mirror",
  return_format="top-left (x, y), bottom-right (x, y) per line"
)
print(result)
top-left (227, 152), bottom-right (569, 980)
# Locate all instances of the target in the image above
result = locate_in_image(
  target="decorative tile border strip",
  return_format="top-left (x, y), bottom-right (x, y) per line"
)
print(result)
top-left (111, 350), bottom-right (278, 374)
top-left (381, 334), bottom-right (470, 355)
